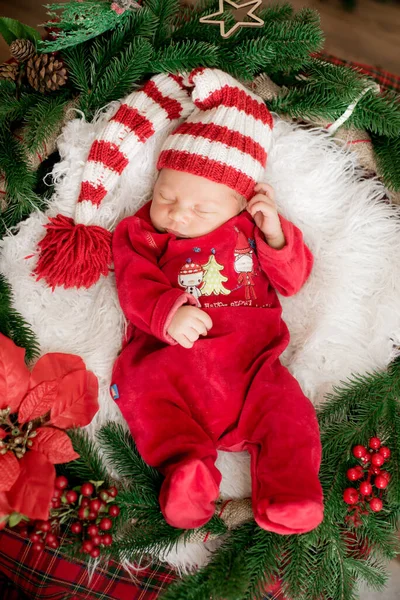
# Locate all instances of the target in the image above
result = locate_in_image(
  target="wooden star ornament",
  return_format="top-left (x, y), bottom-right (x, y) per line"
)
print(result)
top-left (199, 0), bottom-right (264, 39)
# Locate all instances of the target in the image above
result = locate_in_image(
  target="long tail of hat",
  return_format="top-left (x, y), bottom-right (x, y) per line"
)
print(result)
top-left (33, 73), bottom-right (194, 290)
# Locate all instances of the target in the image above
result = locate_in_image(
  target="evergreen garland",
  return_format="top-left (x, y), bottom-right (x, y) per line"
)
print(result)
top-left (0, 274), bottom-right (39, 362)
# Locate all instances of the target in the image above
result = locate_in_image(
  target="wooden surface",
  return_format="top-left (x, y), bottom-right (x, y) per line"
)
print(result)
top-left (0, 0), bottom-right (399, 74)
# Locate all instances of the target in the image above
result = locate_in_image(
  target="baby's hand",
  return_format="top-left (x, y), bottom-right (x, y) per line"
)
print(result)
top-left (247, 183), bottom-right (285, 250)
top-left (167, 305), bottom-right (213, 349)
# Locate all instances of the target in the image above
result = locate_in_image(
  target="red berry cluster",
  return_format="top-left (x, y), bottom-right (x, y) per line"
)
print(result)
top-left (343, 437), bottom-right (391, 523)
top-left (57, 477), bottom-right (120, 559)
top-left (20, 476), bottom-right (120, 558)
top-left (16, 518), bottom-right (60, 553)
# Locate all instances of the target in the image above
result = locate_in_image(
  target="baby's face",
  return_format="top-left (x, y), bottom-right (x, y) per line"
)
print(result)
top-left (150, 168), bottom-right (247, 239)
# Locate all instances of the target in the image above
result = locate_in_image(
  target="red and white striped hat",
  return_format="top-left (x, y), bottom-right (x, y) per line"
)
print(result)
top-left (33, 68), bottom-right (273, 290)
top-left (157, 67), bottom-right (273, 201)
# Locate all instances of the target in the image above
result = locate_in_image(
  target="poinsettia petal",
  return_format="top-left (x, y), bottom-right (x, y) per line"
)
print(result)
top-left (0, 333), bottom-right (30, 412)
top-left (6, 451), bottom-right (55, 521)
top-left (30, 353), bottom-right (86, 389)
top-left (50, 370), bottom-right (99, 429)
top-left (0, 452), bottom-right (20, 491)
top-left (31, 427), bottom-right (80, 464)
top-left (18, 380), bottom-right (59, 424)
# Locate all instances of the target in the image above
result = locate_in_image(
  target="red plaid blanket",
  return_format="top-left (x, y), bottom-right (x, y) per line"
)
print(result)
top-left (0, 528), bottom-right (285, 599)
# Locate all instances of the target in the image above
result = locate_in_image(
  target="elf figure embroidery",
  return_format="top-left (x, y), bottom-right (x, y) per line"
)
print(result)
top-left (234, 228), bottom-right (258, 301)
top-left (201, 248), bottom-right (231, 297)
top-left (178, 259), bottom-right (204, 300)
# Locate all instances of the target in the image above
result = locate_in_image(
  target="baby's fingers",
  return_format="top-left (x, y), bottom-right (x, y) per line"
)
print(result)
top-left (247, 200), bottom-right (275, 218)
top-left (254, 182), bottom-right (275, 199)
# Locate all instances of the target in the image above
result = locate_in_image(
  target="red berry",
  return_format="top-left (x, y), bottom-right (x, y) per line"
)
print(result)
top-left (80, 497), bottom-right (90, 508)
top-left (108, 505), bottom-right (120, 517)
top-left (32, 541), bottom-right (44, 552)
top-left (375, 475), bottom-right (389, 489)
top-left (66, 490), bottom-right (78, 504)
top-left (352, 445), bottom-right (367, 459)
top-left (371, 466), bottom-right (381, 475)
top-left (88, 511), bottom-right (98, 521)
top-left (99, 518), bottom-right (112, 531)
top-left (89, 499), bottom-right (102, 512)
top-left (343, 488), bottom-right (359, 505)
top-left (37, 520), bottom-right (51, 532)
top-left (380, 471), bottom-right (391, 481)
top-left (369, 437), bottom-right (381, 450)
top-left (48, 540), bottom-right (59, 549)
top-left (101, 533), bottom-right (112, 546)
top-left (52, 488), bottom-right (62, 499)
top-left (90, 547), bottom-right (101, 558)
top-left (379, 447), bottom-right (391, 459)
top-left (82, 540), bottom-right (94, 553)
top-left (347, 468), bottom-right (362, 481)
top-left (91, 535), bottom-right (102, 546)
top-left (369, 497), bottom-right (383, 512)
top-left (359, 482), bottom-right (372, 496)
top-left (55, 476), bottom-right (68, 490)
top-left (45, 533), bottom-right (57, 544)
top-left (78, 507), bottom-right (89, 520)
top-left (99, 490), bottom-right (109, 502)
top-left (19, 527), bottom-right (29, 537)
top-left (81, 483), bottom-right (94, 497)
top-left (71, 522), bottom-right (82, 534)
top-left (87, 525), bottom-right (99, 537)
top-left (107, 486), bottom-right (118, 498)
top-left (30, 533), bottom-right (41, 543)
top-left (371, 454), bottom-right (384, 467)
top-left (51, 499), bottom-right (61, 509)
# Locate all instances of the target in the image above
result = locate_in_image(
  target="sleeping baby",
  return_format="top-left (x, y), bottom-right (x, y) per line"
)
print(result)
top-left (111, 67), bottom-right (324, 534)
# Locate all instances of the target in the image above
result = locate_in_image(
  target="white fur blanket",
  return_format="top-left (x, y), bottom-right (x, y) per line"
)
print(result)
top-left (1, 108), bottom-right (400, 572)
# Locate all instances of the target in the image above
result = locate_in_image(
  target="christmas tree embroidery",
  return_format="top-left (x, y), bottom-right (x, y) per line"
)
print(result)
top-left (201, 249), bottom-right (231, 296)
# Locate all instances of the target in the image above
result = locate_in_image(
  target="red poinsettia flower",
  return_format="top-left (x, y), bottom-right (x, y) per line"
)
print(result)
top-left (0, 334), bottom-right (99, 522)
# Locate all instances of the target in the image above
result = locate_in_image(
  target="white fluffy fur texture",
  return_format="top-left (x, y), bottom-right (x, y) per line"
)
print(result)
top-left (1, 108), bottom-right (400, 573)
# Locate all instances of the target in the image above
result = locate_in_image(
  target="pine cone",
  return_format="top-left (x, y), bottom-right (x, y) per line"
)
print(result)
top-left (0, 62), bottom-right (19, 81)
top-left (10, 39), bottom-right (36, 63)
top-left (26, 53), bottom-right (67, 93)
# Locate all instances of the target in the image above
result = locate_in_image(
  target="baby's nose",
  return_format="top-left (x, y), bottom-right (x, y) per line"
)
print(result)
top-left (169, 207), bottom-right (190, 224)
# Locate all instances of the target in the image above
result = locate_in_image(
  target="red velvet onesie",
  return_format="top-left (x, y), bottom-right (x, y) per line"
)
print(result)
top-left (111, 201), bottom-right (324, 534)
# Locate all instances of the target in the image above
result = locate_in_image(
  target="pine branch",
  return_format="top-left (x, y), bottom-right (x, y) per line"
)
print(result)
top-left (22, 92), bottom-right (71, 153)
top-left (61, 43), bottom-right (91, 114)
top-left (96, 421), bottom-right (161, 503)
top-left (159, 522), bottom-right (257, 600)
top-left (349, 89), bottom-right (400, 138)
top-left (149, 39), bottom-right (219, 73)
top-left (370, 132), bottom-right (400, 192)
top-left (0, 125), bottom-right (45, 236)
top-left (66, 428), bottom-right (110, 484)
top-left (243, 528), bottom-right (283, 600)
top-left (145, 0), bottom-right (180, 45)
top-left (0, 83), bottom-right (42, 129)
top-left (0, 274), bottom-right (40, 363)
top-left (88, 36), bottom-right (153, 111)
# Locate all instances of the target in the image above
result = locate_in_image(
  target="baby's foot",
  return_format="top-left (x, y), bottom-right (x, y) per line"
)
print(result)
top-left (255, 496), bottom-right (323, 535)
top-left (159, 459), bottom-right (220, 529)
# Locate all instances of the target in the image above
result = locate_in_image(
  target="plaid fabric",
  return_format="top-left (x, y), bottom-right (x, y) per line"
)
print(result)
top-left (0, 528), bottom-right (286, 599)
top-left (0, 528), bottom-right (177, 600)
top-left (316, 52), bottom-right (400, 94)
